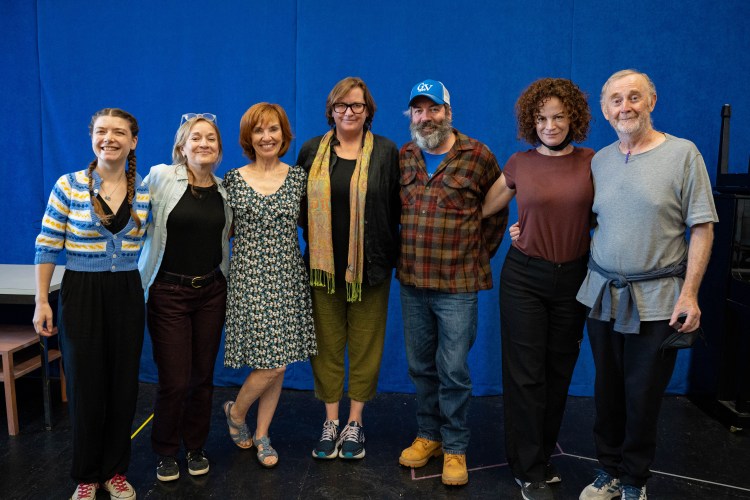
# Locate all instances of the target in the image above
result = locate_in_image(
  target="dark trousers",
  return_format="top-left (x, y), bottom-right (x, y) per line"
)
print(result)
top-left (59, 270), bottom-right (145, 484)
top-left (147, 275), bottom-right (227, 457)
top-left (500, 246), bottom-right (586, 482)
top-left (587, 315), bottom-right (677, 488)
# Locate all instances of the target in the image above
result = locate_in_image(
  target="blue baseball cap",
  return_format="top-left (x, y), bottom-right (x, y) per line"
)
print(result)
top-left (409, 79), bottom-right (451, 106)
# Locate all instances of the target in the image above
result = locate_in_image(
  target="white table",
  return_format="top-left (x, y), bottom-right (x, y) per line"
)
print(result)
top-left (0, 264), bottom-right (65, 304)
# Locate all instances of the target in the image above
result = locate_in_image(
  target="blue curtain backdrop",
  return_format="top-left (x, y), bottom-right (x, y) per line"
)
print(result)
top-left (3, 0), bottom-right (749, 396)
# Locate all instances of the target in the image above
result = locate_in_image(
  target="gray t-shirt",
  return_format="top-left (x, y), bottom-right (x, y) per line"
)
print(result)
top-left (577, 133), bottom-right (718, 321)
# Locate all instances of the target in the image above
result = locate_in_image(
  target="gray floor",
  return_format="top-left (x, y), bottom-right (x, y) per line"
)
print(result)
top-left (1, 379), bottom-right (749, 499)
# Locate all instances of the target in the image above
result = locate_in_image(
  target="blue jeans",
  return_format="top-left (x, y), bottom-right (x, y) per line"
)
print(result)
top-left (400, 284), bottom-right (478, 455)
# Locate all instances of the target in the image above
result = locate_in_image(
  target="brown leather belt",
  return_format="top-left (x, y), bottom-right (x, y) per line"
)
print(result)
top-left (155, 269), bottom-right (221, 288)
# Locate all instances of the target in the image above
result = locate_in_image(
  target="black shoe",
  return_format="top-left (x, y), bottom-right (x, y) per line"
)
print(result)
top-left (312, 420), bottom-right (340, 459)
top-left (186, 449), bottom-right (210, 476)
top-left (521, 481), bottom-right (554, 500)
top-left (156, 456), bottom-right (180, 482)
top-left (337, 421), bottom-right (365, 459)
top-left (545, 462), bottom-right (561, 484)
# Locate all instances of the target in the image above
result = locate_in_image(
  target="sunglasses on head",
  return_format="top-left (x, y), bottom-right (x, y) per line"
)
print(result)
top-left (180, 113), bottom-right (217, 124)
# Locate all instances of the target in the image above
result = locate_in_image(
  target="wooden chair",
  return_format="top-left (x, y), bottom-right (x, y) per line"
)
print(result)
top-left (0, 325), bottom-right (66, 436)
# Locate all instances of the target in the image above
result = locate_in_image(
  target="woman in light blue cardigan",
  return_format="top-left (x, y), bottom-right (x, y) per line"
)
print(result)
top-left (138, 113), bottom-right (232, 483)
top-left (33, 108), bottom-right (149, 500)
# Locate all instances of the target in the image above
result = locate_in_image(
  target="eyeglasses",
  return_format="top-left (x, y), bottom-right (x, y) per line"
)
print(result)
top-left (181, 113), bottom-right (217, 124)
top-left (332, 102), bottom-right (367, 114)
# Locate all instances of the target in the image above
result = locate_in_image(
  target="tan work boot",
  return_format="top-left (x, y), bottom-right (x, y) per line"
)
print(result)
top-left (441, 453), bottom-right (468, 486)
top-left (398, 437), bottom-right (442, 467)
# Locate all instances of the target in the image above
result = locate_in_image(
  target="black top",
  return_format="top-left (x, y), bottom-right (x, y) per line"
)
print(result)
top-left (159, 185), bottom-right (225, 276)
top-left (297, 132), bottom-right (401, 287)
top-left (99, 194), bottom-right (131, 234)
top-left (330, 157), bottom-right (358, 287)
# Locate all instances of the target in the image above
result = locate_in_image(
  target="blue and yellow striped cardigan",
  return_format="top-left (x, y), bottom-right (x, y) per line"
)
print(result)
top-left (34, 169), bottom-right (150, 272)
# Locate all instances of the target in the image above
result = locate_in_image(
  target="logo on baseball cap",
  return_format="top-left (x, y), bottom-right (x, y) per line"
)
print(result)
top-left (409, 79), bottom-right (450, 106)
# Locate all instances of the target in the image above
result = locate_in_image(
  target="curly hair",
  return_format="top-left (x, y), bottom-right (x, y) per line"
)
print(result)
top-left (515, 78), bottom-right (591, 147)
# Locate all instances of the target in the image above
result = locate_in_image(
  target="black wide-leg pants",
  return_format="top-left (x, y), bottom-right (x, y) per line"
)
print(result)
top-left (59, 269), bottom-right (145, 484)
top-left (500, 246), bottom-right (587, 483)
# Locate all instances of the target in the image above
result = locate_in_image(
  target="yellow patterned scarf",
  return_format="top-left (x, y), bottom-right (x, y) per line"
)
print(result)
top-left (307, 129), bottom-right (374, 301)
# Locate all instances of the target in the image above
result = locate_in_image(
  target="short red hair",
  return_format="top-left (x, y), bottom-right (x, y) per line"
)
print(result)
top-left (239, 103), bottom-right (293, 160)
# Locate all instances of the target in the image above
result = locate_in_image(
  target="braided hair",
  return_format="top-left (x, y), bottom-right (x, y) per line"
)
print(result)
top-left (87, 108), bottom-right (141, 229)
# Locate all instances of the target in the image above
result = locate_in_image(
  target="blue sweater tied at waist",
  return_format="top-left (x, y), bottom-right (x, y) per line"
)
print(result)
top-left (587, 257), bottom-right (686, 334)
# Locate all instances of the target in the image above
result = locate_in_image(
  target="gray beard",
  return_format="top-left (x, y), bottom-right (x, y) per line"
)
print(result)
top-left (411, 118), bottom-right (453, 150)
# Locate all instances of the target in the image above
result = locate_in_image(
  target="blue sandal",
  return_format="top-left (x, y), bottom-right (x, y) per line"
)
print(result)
top-left (223, 401), bottom-right (251, 449)
top-left (253, 434), bottom-right (278, 468)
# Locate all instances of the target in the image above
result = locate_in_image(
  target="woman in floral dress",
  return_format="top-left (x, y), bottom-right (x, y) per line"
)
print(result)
top-left (222, 103), bottom-right (316, 468)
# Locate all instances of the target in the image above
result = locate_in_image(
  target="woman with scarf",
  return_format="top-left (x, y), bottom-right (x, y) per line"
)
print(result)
top-left (297, 77), bottom-right (400, 460)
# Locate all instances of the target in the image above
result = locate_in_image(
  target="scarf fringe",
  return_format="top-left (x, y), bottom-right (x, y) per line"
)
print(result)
top-left (346, 281), bottom-right (362, 302)
top-left (310, 268), bottom-right (335, 294)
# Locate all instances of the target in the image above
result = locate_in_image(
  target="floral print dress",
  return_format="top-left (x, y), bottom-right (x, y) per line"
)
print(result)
top-left (223, 166), bottom-right (316, 369)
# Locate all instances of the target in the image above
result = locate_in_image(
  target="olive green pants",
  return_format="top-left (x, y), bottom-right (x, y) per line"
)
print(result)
top-left (310, 277), bottom-right (391, 403)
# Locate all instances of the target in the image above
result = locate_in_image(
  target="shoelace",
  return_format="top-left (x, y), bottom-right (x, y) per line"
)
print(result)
top-left (108, 474), bottom-right (129, 492)
top-left (76, 483), bottom-right (96, 498)
top-left (187, 451), bottom-right (206, 462)
top-left (338, 424), bottom-right (362, 444)
top-left (621, 485), bottom-right (645, 500)
top-left (320, 421), bottom-right (338, 441)
top-left (414, 438), bottom-right (434, 451)
top-left (592, 470), bottom-right (617, 489)
top-left (444, 454), bottom-right (463, 466)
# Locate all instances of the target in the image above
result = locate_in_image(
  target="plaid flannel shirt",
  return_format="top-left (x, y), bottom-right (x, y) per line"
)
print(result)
top-left (397, 129), bottom-right (508, 292)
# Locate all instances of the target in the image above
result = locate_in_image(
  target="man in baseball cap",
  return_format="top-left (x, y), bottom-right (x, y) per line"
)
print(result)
top-left (396, 79), bottom-right (507, 486)
top-left (408, 79), bottom-right (451, 106)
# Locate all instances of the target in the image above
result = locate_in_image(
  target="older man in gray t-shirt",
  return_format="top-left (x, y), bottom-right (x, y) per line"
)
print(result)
top-left (577, 70), bottom-right (718, 500)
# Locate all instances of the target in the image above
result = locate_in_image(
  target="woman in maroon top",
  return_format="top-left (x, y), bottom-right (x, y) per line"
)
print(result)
top-left (483, 78), bottom-right (593, 500)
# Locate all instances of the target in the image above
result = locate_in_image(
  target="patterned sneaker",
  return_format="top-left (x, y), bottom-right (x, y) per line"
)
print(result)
top-left (186, 449), bottom-right (210, 476)
top-left (545, 462), bottom-right (562, 484)
top-left (337, 421), bottom-right (365, 459)
top-left (312, 419), bottom-right (340, 459)
top-left (70, 483), bottom-right (98, 500)
top-left (621, 484), bottom-right (647, 500)
top-left (579, 470), bottom-right (621, 500)
top-left (156, 455), bottom-right (179, 482)
top-left (103, 474), bottom-right (136, 500)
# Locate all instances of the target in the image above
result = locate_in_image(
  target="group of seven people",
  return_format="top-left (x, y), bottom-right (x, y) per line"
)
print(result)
top-left (32, 69), bottom-right (717, 500)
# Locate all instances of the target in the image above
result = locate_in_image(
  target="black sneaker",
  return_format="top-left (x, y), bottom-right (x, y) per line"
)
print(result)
top-left (337, 421), bottom-right (365, 459)
top-left (156, 456), bottom-right (179, 482)
top-left (312, 419), bottom-right (340, 459)
top-left (186, 449), bottom-right (210, 476)
top-left (545, 462), bottom-right (561, 484)
top-left (521, 481), bottom-right (554, 500)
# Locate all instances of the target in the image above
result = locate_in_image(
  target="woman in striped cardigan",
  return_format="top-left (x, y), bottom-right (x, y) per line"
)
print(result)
top-left (33, 108), bottom-right (149, 500)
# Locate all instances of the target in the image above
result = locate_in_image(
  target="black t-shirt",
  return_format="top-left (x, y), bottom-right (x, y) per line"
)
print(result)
top-left (330, 158), bottom-right (357, 287)
top-left (159, 185), bottom-right (225, 276)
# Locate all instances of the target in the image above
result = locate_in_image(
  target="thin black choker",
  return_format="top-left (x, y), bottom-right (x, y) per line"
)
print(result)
top-left (539, 131), bottom-right (574, 152)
